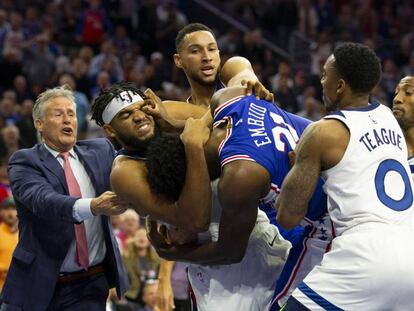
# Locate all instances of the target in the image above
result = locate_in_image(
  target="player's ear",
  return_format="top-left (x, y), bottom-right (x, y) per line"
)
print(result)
top-left (103, 124), bottom-right (116, 139)
top-left (337, 78), bottom-right (346, 95)
top-left (174, 53), bottom-right (183, 69)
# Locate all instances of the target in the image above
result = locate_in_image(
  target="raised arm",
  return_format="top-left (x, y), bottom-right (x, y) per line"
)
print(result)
top-left (220, 56), bottom-right (273, 102)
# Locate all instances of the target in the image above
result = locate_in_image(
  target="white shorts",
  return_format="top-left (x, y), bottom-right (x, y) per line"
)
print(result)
top-left (188, 211), bottom-right (291, 311)
top-left (292, 223), bottom-right (414, 310)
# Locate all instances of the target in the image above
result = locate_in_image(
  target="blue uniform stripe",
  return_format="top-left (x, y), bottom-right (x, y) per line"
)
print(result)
top-left (409, 165), bottom-right (414, 174)
top-left (298, 282), bottom-right (344, 311)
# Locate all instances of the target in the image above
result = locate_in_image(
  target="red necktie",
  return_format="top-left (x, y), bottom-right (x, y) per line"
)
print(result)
top-left (60, 152), bottom-right (89, 271)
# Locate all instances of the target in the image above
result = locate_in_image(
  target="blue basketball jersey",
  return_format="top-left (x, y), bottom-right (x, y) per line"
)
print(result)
top-left (213, 95), bottom-right (331, 308)
top-left (213, 95), bottom-right (327, 224)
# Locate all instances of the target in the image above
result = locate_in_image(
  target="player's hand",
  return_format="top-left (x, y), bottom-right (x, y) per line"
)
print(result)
top-left (155, 276), bottom-right (175, 311)
top-left (242, 79), bottom-right (274, 102)
top-left (146, 219), bottom-right (171, 249)
top-left (180, 117), bottom-right (210, 147)
top-left (142, 88), bottom-right (168, 120)
top-left (90, 191), bottom-right (129, 216)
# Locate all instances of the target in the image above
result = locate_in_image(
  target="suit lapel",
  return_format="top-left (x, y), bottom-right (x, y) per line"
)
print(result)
top-left (38, 144), bottom-right (69, 193)
top-left (75, 144), bottom-right (103, 194)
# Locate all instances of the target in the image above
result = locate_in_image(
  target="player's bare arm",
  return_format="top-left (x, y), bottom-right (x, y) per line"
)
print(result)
top-left (220, 56), bottom-right (274, 102)
top-left (276, 119), bottom-right (349, 229)
top-left (150, 160), bottom-right (270, 265)
top-left (155, 259), bottom-right (175, 311)
top-left (142, 88), bottom-right (207, 131)
top-left (110, 128), bottom-right (212, 232)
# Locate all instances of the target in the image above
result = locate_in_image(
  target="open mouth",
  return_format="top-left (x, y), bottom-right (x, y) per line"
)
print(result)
top-left (201, 66), bottom-right (215, 75)
top-left (136, 122), bottom-right (152, 135)
top-left (62, 127), bottom-right (73, 135)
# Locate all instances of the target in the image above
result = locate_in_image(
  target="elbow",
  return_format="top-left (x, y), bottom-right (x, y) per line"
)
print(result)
top-left (276, 213), bottom-right (301, 230)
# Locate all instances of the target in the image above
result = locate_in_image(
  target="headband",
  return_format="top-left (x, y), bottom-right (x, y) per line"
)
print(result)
top-left (102, 91), bottom-right (145, 124)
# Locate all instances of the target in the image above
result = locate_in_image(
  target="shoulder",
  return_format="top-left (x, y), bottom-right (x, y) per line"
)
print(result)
top-left (298, 119), bottom-right (349, 169)
top-left (303, 118), bottom-right (348, 143)
top-left (111, 156), bottom-right (147, 186)
top-left (77, 138), bottom-right (114, 151)
top-left (9, 144), bottom-right (41, 162)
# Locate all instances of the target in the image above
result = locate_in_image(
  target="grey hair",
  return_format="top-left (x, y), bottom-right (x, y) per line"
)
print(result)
top-left (32, 85), bottom-right (76, 121)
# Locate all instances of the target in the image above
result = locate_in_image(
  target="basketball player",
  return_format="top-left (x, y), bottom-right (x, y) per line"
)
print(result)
top-left (147, 85), bottom-right (332, 309)
top-left (144, 142), bottom-right (291, 311)
top-left (277, 43), bottom-right (414, 310)
top-left (154, 22), bottom-right (273, 311)
top-left (393, 75), bottom-right (414, 174)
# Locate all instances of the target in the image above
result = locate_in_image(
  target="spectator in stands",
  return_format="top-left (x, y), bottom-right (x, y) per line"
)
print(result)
top-left (156, 0), bottom-right (188, 57)
top-left (88, 40), bottom-right (124, 83)
top-left (0, 157), bottom-right (10, 204)
top-left (117, 209), bottom-right (140, 252)
top-left (0, 97), bottom-right (19, 126)
top-left (71, 57), bottom-right (92, 99)
top-left (297, 96), bottom-right (322, 121)
top-left (0, 197), bottom-right (18, 291)
top-left (59, 73), bottom-right (89, 139)
top-left (122, 228), bottom-right (160, 306)
top-left (112, 24), bottom-right (132, 59)
top-left (13, 75), bottom-right (34, 105)
top-left (22, 33), bottom-right (56, 88)
top-left (0, 49), bottom-right (23, 91)
top-left (23, 6), bottom-right (42, 40)
top-left (15, 99), bottom-right (37, 148)
top-left (3, 11), bottom-right (27, 61)
top-left (1, 125), bottom-right (21, 157)
top-left (0, 10), bottom-right (9, 52)
top-left (275, 75), bottom-right (299, 113)
top-left (143, 51), bottom-right (172, 94)
top-left (75, 0), bottom-right (112, 51)
top-left (138, 280), bottom-right (159, 311)
top-left (91, 70), bottom-right (112, 99)
top-left (298, 0), bottom-right (318, 39)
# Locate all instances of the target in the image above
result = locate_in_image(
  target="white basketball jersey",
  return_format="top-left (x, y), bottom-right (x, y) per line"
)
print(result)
top-left (322, 103), bottom-right (414, 236)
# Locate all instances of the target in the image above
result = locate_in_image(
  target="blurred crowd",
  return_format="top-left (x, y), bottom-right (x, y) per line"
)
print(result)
top-left (1, 0), bottom-right (414, 310)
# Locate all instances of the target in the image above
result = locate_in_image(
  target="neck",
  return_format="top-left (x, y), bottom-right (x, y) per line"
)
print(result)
top-left (188, 80), bottom-right (216, 107)
top-left (338, 93), bottom-right (370, 110)
top-left (404, 127), bottom-right (414, 158)
top-left (136, 247), bottom-right (148, 257)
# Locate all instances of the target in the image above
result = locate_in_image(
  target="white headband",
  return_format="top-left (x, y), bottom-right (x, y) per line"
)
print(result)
top-left (102, 91), bottom-right (145, 124)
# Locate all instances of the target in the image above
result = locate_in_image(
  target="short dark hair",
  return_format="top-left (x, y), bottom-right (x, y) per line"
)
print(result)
top-left (91, 81), bottom-right (146, 127)
top-left (175, 23), bottom-right (215, 52)
top-left (145, 134), bottom-right (186, 201)
top-left (333, 42), bottom-right (382, 94)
